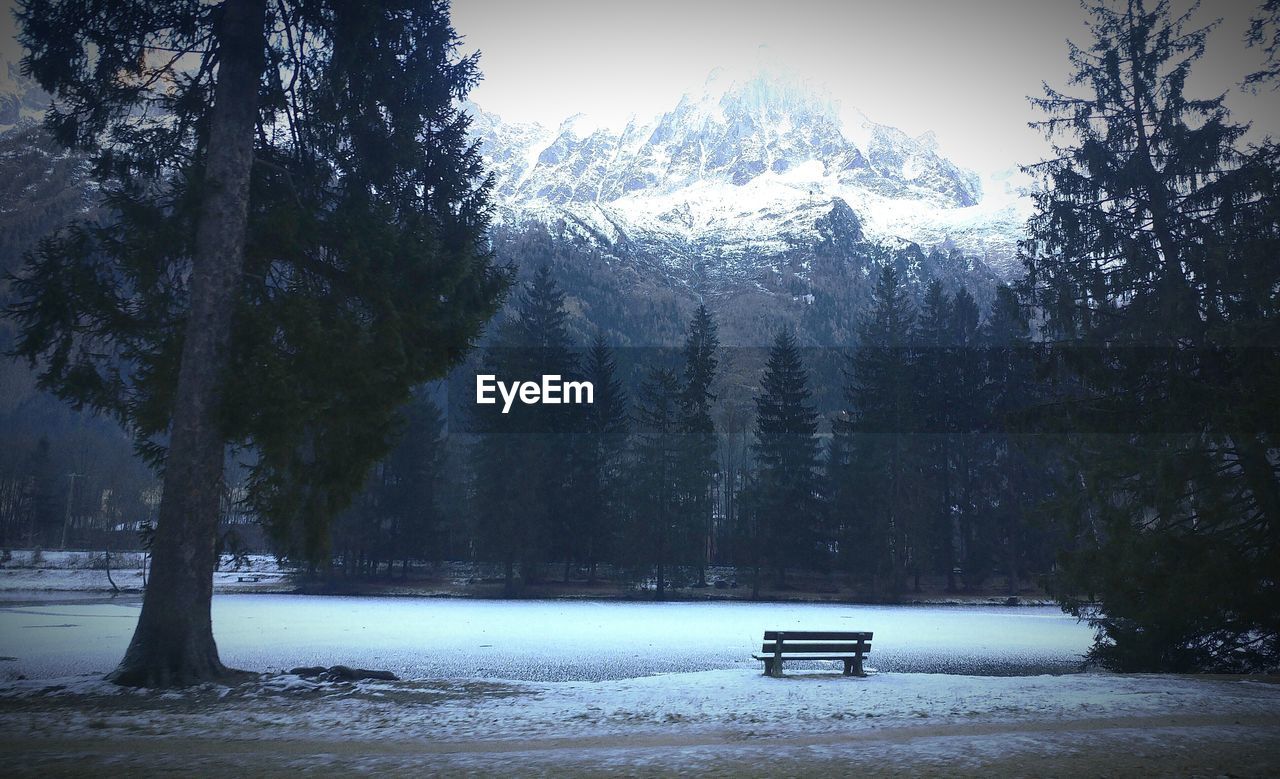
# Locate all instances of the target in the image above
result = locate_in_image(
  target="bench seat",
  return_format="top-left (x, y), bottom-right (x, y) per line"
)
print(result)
top-left (753, 630), bottom-right (873, 677)
top-left (751, 653), bottom-right (866, 662)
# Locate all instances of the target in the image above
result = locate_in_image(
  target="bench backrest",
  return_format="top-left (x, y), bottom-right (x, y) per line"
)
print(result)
top-left (761, 630), bottom-right (872, 654)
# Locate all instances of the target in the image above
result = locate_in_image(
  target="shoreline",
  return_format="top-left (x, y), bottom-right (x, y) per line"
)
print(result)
top-left (0, 584), bottom-right (1061, 608)
top-left (1, 550), bottom-right (1061, 608)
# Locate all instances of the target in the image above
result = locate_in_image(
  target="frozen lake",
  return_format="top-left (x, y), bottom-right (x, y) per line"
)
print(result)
top-left (0, 595), bottom-right (1094, 682)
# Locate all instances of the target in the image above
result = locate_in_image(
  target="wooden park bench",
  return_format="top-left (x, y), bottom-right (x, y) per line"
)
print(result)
top-left (753, 630), bottom-right (873, 677)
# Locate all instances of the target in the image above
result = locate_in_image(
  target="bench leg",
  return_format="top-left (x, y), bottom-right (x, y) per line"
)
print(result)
top-left (851, 655), bottom-right (866, 677)
top-left (764, 658), bottom-right (783, 677)
top-left (842, 659), bottom-right (853, 676)
top-left (762, 659), bottom-right (773, 676)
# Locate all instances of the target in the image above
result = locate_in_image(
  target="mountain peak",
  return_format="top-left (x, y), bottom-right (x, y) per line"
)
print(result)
top-left (915, 130), bottom-right (940, 153)
top-left (468, 66), bottom-right (1030, 276)
top-left (690, 65), bottom-right (841, 125)
top-left (0, 52), bottom-right (48, 128)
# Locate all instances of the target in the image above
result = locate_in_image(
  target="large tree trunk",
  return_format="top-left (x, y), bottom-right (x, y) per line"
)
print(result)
top-left (108, 0), bottom-right (266, 688)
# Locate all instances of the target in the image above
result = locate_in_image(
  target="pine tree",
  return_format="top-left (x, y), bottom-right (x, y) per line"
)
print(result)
top-left (751, 329), bottom-right (821, 588)
top-left (1023, 0), bottom-right (1280, 670)
top-left (381, 391), bottom-right (447, 577)
top-left (678, 304), bottom-right (719, 584)
top-left (914, 279), bottom-right (956, 591)
top-left (630, 366), bottom-right (683, 600)
top-left (515, 266), bottom-right (574, 354)
top-left (983, 285), bottom-right (1043, 595)
top-left (832, 264), bottom-right (917, 596)
top-left (470, 266), bottom-right (577, 595)
top-left (8, 0), bottom-right (506, 685)
top-left (468, 349), bottom-right (530, 594)
top-left (567, 335), bottom-right (630, 580)
top-left (948, 286), bottom-right (990, 588)
top-left (1245, 0), bottom-right (1280, 89)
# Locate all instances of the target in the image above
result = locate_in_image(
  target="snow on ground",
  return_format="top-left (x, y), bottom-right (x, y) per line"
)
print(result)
top-left (0, 595), bottom-right (1094, 681)
top-left (1, 668), bottom-right (1277, 775)
top-left (1, 595), bottom-right (1276, 774)
top-left (0, 551), bottom-right (291, 597)
top-left (3, 667), bottom-right (1278, 744)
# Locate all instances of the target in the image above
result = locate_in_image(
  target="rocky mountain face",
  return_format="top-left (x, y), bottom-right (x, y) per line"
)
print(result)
top-left (471, 70), bottom-right (1029, 285)
top-left (0, 50), bottom-right (46, 130)
top-left (470, 69), bottom-right (1030, 344)
top-left (0, 49), bottom-right (88, 280)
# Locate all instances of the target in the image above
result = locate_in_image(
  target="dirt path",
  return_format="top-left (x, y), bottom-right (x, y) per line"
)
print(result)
top-left (4, 713), bottom-right (1279, 776)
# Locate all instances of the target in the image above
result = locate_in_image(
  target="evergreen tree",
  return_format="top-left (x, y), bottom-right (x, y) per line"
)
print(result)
top-left (1023, 0), bottom-right (1280, 670)
top-left (983, 285), bottom-right (1044, 595)
top-left (751, 329), bottom-right (821, 588)
top-left (948, 286), bottom-right (990, 587)
top-left (381, 391), bottom-right (447, 575)
top-left (514, 265), bottom-right (580, 579)
top-left (914, 279), bottom-right (956, 591)
top-left (335, 394), bottom-right (446, 580)
top-left (630, 366), bottom-right (684, 600)
top-left (1245, 0), bottom-right (1280, 89)
top-left (468, 349), bottom-right (529, 594)
top-left (470, 266), bottom-right (576, 595)
top-left (832, 264), bottom-right (917, 596)
top-left (566, 335), bottom-right (629, 580)
top-left (8, 0), bottom-right (506, 685)
top-left (678, 304), bottom-right (719, 583)
top-left (515, 265), bottom-right (574, 355)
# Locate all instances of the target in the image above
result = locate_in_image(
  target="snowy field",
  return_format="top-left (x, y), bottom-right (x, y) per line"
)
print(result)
top-left (0, 550), bottom-right (290, 598)
top-left (2, 596), bottom-right (1278, 775)
top-left (1, 663), bottom-right (1277, 774)
top-left (0, 595), bottom-right (1094, 681)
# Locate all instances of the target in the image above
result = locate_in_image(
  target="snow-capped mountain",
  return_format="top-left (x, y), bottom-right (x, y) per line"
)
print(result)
top-left (0, 50), bottom-right (46, 131)
top-left (468, 68), bottom-right (1032, 283)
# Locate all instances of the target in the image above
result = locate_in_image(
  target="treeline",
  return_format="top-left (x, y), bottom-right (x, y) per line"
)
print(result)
top-left (326, 264), bottom-right (1058, 605)
top-left (0, 416), bottom-right (259, 554)
top-left (0, 429), bottom-right (156, 551)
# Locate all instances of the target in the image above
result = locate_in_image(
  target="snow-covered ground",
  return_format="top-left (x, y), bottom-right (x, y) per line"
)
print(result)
top-left (1, 595), bottom-right (1277, 775)
top-left (0, 595), bottom-right (1093, 681)
top-left (0, 551), bottom-right (291, 597)
top-left (2, 667), bottom-right (1277, 775)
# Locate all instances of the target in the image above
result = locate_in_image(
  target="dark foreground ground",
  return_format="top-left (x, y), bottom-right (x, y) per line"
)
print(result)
top-left (2, 670), bottom-right (1277, 776)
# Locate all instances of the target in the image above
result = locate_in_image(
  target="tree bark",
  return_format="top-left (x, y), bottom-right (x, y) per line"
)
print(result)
top-left (108, 0), bottom-right (266, 688)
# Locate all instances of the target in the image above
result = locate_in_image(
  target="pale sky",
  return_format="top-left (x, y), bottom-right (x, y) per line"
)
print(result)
top-left (451, 0), bottom-right (1280, 174)
top-left (3, 1), bottom-right (1276, 176)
